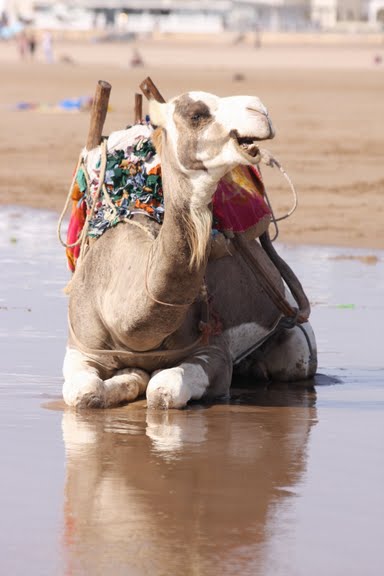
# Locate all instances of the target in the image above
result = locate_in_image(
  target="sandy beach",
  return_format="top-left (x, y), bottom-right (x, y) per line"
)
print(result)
top-left (1, 34), bottom-right (383, 249)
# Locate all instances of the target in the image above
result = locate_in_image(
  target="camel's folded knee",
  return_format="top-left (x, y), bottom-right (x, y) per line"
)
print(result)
top-left (146, 367), bottom-right (190, 410)
top-left (63, 372), bottom-right (106, 408)
top-left (146, 363), bottom-right (210, 410)
top-left (63, 355), bottom-right (150, 408)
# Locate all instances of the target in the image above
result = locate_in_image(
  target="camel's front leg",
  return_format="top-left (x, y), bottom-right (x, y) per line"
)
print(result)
top-left (63, 347), bottom-right (150, 408)
top-left (146, 342), bottom-right (232, 410)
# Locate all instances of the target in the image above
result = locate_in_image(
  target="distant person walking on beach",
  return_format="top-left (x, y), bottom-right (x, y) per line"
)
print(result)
top-left (16, 30), bottom-right (28, 60)
top-left (130, 48), bottom-right (144, 68)
top-left (42, 31), bottom-right (53, 63)
top-left (1, 10), bottom-right (9, 28)
top-left (27, 31), bottom-right (37, 59)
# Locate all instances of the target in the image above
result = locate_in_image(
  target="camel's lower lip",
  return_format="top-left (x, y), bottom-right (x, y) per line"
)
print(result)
top-left (234, 135), bottom-right (261, 159)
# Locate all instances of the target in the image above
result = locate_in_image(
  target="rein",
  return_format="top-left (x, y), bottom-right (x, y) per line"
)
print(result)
top-left (232, 233), bottom-right (309, 325)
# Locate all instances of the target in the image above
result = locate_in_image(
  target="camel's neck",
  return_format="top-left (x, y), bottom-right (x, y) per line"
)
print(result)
top-left (147, 148), bottom-right (215, 307)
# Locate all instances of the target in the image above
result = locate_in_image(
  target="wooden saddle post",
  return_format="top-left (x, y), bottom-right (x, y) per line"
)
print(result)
top-left (86, 80), bottom-right (111, 150)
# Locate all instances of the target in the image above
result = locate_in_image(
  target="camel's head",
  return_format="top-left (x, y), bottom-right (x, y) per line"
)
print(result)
top-left (149, 91), bottom-right (274, 178)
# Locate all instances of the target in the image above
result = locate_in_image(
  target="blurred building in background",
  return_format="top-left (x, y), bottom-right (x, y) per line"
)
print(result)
top-left (1, 0), bottom-right (383, 37)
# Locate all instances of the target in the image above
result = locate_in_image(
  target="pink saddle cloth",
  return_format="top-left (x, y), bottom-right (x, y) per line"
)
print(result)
top-left (66, 180), bottom-right (86, 272)
top-left (213, 164), bottom-right (270, 234)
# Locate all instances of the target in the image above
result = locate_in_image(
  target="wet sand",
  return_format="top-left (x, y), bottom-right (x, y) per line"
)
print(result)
top-left (0, 206), bottom-right (383, 575)
top-left (0, 37), bottom-right (384, 249)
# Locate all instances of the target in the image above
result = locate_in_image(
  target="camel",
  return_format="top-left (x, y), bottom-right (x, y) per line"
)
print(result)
top-left (63, 90), bottom-right (317, 409)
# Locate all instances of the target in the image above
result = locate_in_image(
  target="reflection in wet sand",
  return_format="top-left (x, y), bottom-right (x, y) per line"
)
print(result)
top-left (62, 386), bottom-right (316, 576)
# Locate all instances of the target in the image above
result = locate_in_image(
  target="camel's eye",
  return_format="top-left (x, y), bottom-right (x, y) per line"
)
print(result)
top-left (187, 102), bottom-right (211, 125)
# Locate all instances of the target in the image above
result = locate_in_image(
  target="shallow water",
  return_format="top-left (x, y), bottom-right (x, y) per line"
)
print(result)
top-left (0, 206), bottom-right (383, 576)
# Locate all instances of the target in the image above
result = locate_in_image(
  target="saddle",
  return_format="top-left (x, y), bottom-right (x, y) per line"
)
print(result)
top-left (65, 122), bottom-right (271, 271)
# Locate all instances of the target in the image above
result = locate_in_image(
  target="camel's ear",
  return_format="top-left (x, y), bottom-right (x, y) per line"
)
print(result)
top-left (149, 100), bottom-right (167, 128)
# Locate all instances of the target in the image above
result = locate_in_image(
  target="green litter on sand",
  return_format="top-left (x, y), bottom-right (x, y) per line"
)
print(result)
top-left (336, 304), bottom-right (356, 309)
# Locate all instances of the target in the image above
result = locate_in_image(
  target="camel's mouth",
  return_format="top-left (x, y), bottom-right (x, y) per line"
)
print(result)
top-left (237, 136), bottom-right (260, 157)
top-left (231, 132), bottom-right (262, 162)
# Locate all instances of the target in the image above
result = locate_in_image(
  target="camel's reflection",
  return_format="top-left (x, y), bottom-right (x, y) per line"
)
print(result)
top-left (62, 385), bottom-right (316, 576)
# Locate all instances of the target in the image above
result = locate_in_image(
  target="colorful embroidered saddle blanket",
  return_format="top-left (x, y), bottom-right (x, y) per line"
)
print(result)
top-left (66, 124), bottom-right (271, 271)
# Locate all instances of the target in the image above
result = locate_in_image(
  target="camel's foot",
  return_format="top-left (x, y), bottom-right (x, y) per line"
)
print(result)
top-left (103, 368), bottom-right (150, 407)
top-left (63, 371), bottom-right (106, 408)
top-left (146, 363), bottom-right (209, 410)
top-left (63, 347), bottom-right (150, 408)
top-left (146, 367), bottom-right (191, 409)
top-left (63, 368), bottom-right (149, 409)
